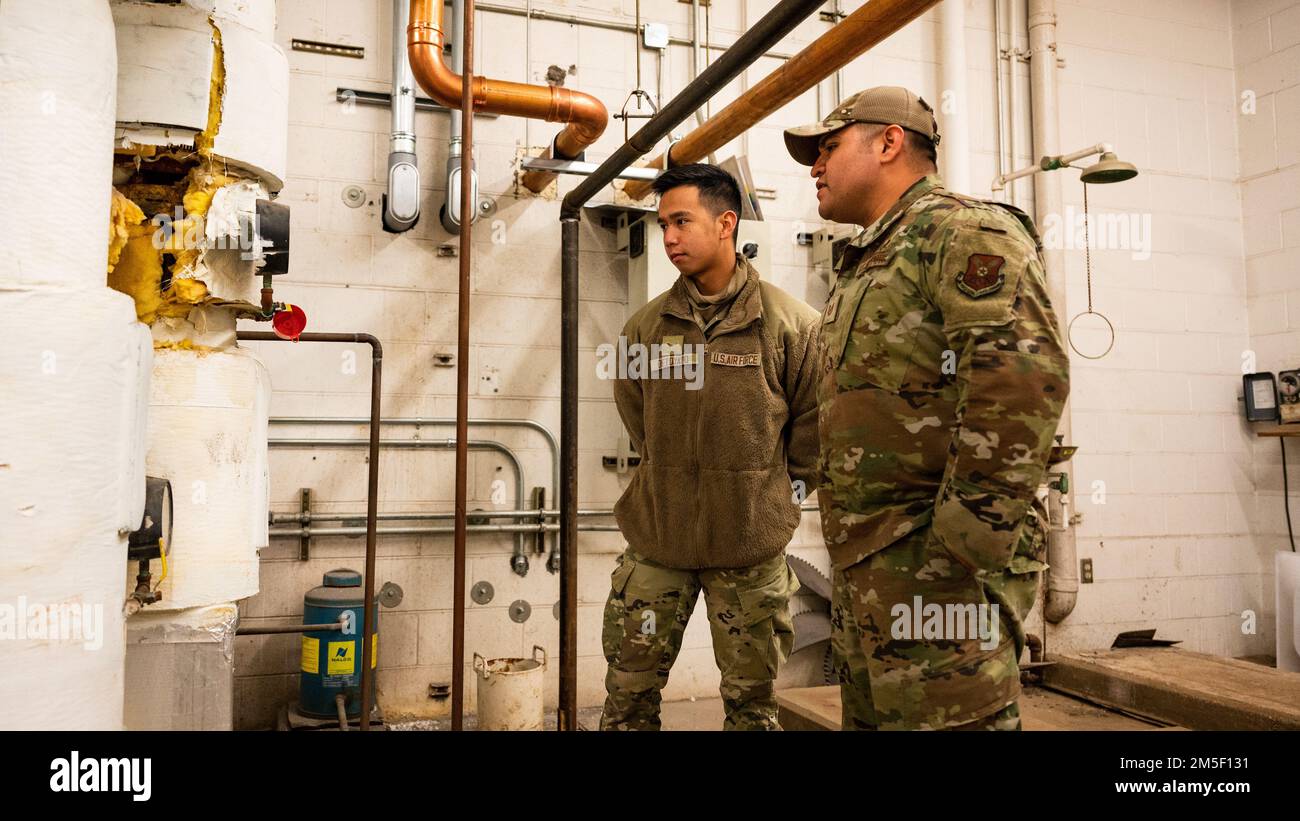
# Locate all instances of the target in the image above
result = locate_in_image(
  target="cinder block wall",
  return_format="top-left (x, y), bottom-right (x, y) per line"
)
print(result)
top-left (233, 0), bottom-right (1272, 728)
top-left (1236, 0), bottom-right (1300, 655)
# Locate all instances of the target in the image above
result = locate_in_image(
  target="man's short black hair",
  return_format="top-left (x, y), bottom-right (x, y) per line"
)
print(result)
top-left (651, 163), bottom-right (743, 221)
top-left (906, 130), bottom-right (938, 169)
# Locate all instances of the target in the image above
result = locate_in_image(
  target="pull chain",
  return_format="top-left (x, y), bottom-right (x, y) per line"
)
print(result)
top-left (1066, 177), bottom-right (1115, 359)
top-left (1083, 181), bottom-right (1093, 313)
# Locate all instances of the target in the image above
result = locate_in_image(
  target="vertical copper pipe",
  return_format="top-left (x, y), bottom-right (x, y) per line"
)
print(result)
top-left (450, 0), bottom-right (474, 732)
top-left (236, 331), bottom-right (382, 731)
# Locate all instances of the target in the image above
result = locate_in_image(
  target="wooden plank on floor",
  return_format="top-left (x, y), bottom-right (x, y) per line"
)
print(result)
top-left (776, 685), bottom-right (1173, 730)
top-left (1043, 647), bottom-right (1300, 731)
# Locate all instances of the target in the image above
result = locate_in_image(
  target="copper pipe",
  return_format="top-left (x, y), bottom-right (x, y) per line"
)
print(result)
top-left (237, 331), bottom-right (383, 731)
top-left (622, 0), bottom-right (941, 200)
top-left (408, 0), bottom-right (608, 194)
top-left (450, 0), bottom-right (474, 733)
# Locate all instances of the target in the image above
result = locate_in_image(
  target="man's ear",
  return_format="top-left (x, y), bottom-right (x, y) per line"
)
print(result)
top-left (879, 124), bottom-right (906, 163)
top-left (718, 209), bottom-right (738, 242)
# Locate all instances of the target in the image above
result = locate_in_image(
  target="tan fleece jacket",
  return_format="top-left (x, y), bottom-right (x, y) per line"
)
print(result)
top-left (612, 256), bottom-right (822, 570)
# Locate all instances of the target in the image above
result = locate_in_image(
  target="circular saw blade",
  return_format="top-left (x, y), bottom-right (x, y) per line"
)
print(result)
top-left (786, 553), bottom-right (833, 601)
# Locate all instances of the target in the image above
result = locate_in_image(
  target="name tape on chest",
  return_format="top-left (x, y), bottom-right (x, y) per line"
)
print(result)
top-left (709, 351), bottom-right (760, 367)
top-left (649, 352), bottom-right (699, 372)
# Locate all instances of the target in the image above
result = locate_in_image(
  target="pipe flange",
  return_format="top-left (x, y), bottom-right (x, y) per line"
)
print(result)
top-left (471, 581), bottom-right (494, 605)
top-left (509, 600), bottom-right (531, 623)
top-left (379, 581), bottom-right (404, 608)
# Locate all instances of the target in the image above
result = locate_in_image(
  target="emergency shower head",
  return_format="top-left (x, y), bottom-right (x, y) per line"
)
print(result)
top-left (1079, 151), bottom-right (1138, 185)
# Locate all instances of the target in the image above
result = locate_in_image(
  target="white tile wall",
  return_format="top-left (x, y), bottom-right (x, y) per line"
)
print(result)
top-left (231, 0), bottom-right (1293, 727)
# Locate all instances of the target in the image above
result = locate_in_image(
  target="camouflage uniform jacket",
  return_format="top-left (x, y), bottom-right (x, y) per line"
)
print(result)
top-left (614, 256), bottom-right (822, 571)
top-left (816, 174), bottom-right (1069, 573)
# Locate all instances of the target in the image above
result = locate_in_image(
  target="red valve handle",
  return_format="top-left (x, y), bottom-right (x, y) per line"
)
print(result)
top-left (271, 304), bottom-right (307, 342)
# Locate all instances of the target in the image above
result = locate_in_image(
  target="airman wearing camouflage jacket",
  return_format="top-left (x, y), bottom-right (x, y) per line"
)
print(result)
top-left (785, 87), bottom-right (1070, 730)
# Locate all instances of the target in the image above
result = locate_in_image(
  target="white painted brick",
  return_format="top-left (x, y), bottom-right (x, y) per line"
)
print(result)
top-left (1272, 3), bottom-right (1300, 50)
top-left (1231, 0), bottom-right (1294, 29)
top-left (1165, 492), bottom-right (1230, 534)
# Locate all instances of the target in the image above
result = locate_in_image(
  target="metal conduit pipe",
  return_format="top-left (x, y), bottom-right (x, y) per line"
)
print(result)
top-left (268, 415), bottom-right (561, 571)
top-left (557, 0), bottom-right (830, 731)
top-left (269, 504), bottom-right (815, 524)
top-left (236, 330), bottom-right (383, 732)
top-left (270, 508), bottom-right (616, 524)
top-left (236, 620), bottom-right (347, 636)
top-left (473, 1), bottom-right (796, 59)
top-left (621, 0), bottom-right (942, 201)
top-left (1027, 0), bottom-right (1077, 627)
top-left (408, 0), bottom-right (609, 194)
top-left (267, 436), bottom-right (528, 561)
top-left (266, 417), bottom-right (559, 515)
top-left (384, 0), bottom-right (422, 232)
top-left (270, 523), bottom-right (623, 537)
top-left (442, 0), bottom-right (475, 233)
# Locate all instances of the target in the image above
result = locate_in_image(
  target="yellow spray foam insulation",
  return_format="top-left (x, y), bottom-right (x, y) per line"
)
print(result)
top-left (108, 188), bottom-right (146, 275)
top-left (172, 164), bottom-right (239, 277)
top-left (194, 19), bottom-right (225, 158)
top-left (107, 219), bottom-right (167, 324)
top-left (115, 144), bottom-right (159, 159)
top-left (153, 339), bottom-right (209, 353)
top-left (107, 185), bottom-right (214, 325)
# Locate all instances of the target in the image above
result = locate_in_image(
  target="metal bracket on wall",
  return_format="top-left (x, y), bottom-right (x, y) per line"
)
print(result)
top-left (532, 487), bottom-right (547, 556)
top-left (294, 39), bottom-right (365, 59)
top-left (298, 487), bottom-right (312, 561)
top-left (603, 435), bottom-right (640, 473)
top-left (335, 88), bottom-right (501, 116)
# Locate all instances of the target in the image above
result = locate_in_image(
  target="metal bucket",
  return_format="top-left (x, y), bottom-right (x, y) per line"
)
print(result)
top-left (473, 645), bottom-right (547, 731)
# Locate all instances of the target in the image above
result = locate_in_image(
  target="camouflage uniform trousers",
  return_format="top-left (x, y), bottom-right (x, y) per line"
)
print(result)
top-left (600, 548), bottom-right (800, 731)
top-left (830, 509), bottom-right (1046, 731)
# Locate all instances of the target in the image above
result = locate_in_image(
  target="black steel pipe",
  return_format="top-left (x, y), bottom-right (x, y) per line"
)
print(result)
top-left (237, 330), bottom-right (382, 731)
top-left (559, 0), bottom-right (825, 220)
top-left (553, 0), bottom-right (825, 731)
top-left (558, 216), bottom-right (579, 730)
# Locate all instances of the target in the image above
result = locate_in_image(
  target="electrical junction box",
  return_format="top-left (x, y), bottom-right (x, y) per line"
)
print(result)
top-left (811, 224), bottom-right (858, 281)
top-left (642, 22), bottom-right (670, 49)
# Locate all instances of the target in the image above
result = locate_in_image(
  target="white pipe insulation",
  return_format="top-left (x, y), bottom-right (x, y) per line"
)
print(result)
top-left (937, 0), bottom-right (971, 193)
top-left (0, 0), bottom-right (152, 730)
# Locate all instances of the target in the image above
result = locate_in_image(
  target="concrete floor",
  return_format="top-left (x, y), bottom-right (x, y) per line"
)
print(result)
top-left (388, 686), bottom-right (1161, 730)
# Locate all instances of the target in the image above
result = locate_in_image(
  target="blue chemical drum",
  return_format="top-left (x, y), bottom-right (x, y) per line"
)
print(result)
top-left (299, 568), bottom-right (377, 719)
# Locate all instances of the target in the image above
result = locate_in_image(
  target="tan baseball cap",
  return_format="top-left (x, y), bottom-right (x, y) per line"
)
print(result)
top-left (783, 86), bottom-right (941, 166)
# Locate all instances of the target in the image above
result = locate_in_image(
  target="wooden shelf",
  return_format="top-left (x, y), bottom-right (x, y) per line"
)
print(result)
top-left (1255, 424), bottom-right (1300, 437)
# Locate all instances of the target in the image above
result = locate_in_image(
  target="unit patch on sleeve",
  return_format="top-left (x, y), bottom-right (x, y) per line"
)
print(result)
top-left (956, 253), bottom-right (1006, 298)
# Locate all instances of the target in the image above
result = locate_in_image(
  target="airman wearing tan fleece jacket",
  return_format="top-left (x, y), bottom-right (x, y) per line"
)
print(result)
top-left (600, 164), bottom-right (821, 731)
